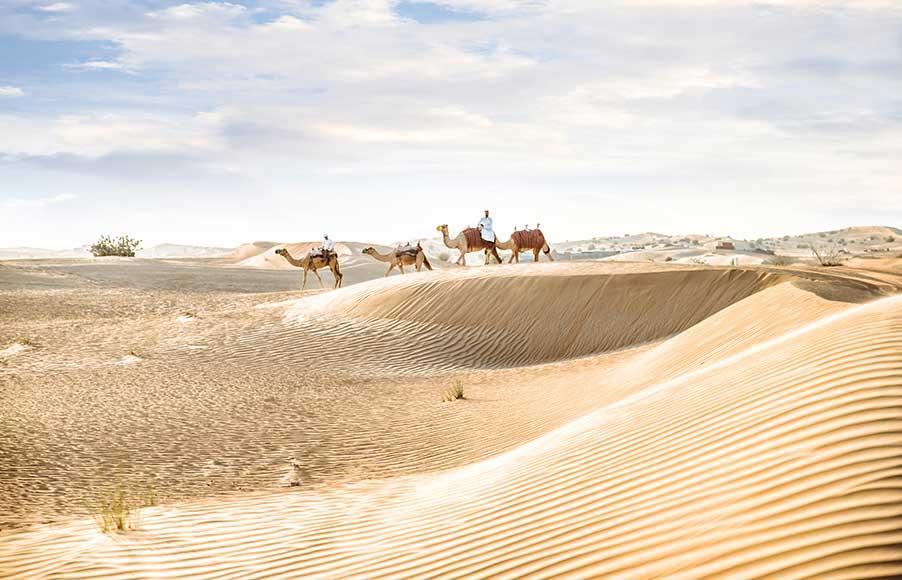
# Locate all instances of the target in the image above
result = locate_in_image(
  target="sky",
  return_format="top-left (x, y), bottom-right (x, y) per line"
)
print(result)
top-left (1, 0), bottom-right (900, 249)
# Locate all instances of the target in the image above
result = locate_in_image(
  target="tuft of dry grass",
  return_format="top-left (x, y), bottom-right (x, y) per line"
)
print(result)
top-left (91, 484), bottom-right (156, 533)
top-left (765, 254), bottom-right (794, 266)
top-left (442, 381), bottom-right (465, 402)
top-left (12, 337), bottom-right (38, 348)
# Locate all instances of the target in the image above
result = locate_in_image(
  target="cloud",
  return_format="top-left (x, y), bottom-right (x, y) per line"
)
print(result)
top-left (38, 2), bottom-right (74, 12)
top-left (66, 60), bottom-right (127, 71)
top-left (1, 0), bottom-right (901, 247)
top-left (0, 86), bottom-right (25, 97)
top-left (0, 111), bottom-right (227, 158)
top-left (1, 193), bottom-right (76, 209)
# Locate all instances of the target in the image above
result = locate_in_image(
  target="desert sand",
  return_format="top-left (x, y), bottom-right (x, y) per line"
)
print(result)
top-left (1, 245), bottom-right (901, 578)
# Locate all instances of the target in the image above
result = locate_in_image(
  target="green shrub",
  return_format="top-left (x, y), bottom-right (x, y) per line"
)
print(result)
top-left (90, 235), bottom-right (142, 257)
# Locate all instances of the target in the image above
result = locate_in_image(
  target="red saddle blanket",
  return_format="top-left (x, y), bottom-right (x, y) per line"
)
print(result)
top-left (511, 229), bottom-right (546, 250)
top-left (463, 228), bottom-right (491, 248)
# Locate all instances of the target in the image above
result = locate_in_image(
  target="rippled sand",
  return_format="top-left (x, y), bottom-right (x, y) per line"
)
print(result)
top-left (1, 257), bottom-right (900, 578)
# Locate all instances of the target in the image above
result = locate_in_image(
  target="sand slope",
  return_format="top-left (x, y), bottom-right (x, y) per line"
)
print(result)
top-left (1, 262), bottom-right (900, 578)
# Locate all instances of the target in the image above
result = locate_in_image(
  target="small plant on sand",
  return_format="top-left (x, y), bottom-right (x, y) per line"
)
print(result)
top-left (91, 484), bottom-right (157, 533)
top-left (765, 254), bottom-right (794, 266)
top-left (90, 234), bottom-right (142, 257)
top-left (810, 243), bottom-right (845, 267)
top-left (442, 381), bottom-right (465, 402)
top-left (142, 484), bottom-right (157, 507)
top-left (12, 337), bottom-right (38, 347)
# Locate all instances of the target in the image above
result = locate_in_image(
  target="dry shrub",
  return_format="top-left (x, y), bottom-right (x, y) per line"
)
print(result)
top-left (91, 484), bottom-right (156, 533)
top-left (442, 381), bottom-right (465, 402)
top-left (765, 254), bottom-right (794, 266)
top-left (810, 243), bottom-right (845, 267)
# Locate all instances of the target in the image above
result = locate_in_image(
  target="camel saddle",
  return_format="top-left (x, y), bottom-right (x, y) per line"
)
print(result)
top-left (511, 229), bottom-right (545, 250)
top-left (463, 228), bottom-right (491, 248)
top-left (309, 248), bottom-right (333, 262)
top-left (395, 243), bottom-right (422, 258)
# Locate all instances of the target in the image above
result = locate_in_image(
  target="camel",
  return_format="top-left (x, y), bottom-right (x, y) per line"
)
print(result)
top-left (275, 247), bottom-right (343, 289)
top-left (496, 227), bottom-right (554, 263)
top-left (436, 224), bottom-right (502, 266)
top-left (362, 244), bottom-right (433, 276)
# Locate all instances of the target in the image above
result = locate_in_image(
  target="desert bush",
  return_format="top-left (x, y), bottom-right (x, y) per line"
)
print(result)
top-left (91, 485), bottom-right (155, 533)
top-left (810, 243), bottom-right (845, 267)
top-left (90, 234), bottom-right (142, 257)
top-left (887, 236), bottom-right (896, 243)
top-left (442, 381), bottom-right (465, 402)
top-left (765, 254), bottom-right (794, 266)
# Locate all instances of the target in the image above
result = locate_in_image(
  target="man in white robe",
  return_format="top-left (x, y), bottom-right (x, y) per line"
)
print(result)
top-left (320, 234), bottom-right (336, 261)
top-left (477, 210), bottom-right (494, 244)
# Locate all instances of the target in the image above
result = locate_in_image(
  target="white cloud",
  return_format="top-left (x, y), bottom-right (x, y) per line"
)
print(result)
top-left (0, 86), bottom-right (25, 97)
top-left (1, 193), bottom-right (76, 209)
top-left (1, 0), bottom-right (901, 247)
top-left (38, 2), bottom-right (73, 12)
top-left (67, 60), bottom-right (126, 70)
top-left (148, 2), bottom-right (247, 20)
top-left (0, 111), bottom-right (227, 158)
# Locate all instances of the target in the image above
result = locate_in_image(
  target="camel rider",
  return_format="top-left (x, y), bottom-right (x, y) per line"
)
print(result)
top-left (477, 210), bottom-right (495, 247)
top-left (321, 234), bottom-right (336, 261)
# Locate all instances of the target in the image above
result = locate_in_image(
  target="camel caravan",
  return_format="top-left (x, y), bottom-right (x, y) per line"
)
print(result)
top-left (274, 211), bottom-right (552, 290)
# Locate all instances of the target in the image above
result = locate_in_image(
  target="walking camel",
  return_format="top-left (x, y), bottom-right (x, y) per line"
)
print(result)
top-left (496, 227), bottom-right (554, 263)
top-left (363, 244), bottom-right (433, 276)
top-left (275, 247), bottom-right (343, 289)
top-left (436, 224), bottom-right (502, 266)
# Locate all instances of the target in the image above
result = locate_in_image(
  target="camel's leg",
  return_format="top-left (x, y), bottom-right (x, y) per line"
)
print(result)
top-left (534, 248), bottom-right (540, 262)
top-left (415, 253), bottom-right (423, 272)
top-left (302, 268), bottom-right (308, 290)
top-left (332, 263), bottom-right (342, 288)
top-left (490, 246), bottom-right (502, 264)
top-left (385, 263), bottom-right (394, 277)
top-left (457, 249), bottom-right (466, 266)
top-left (313, 268), bottom-right (325, 289)
top-left (399, 262), bottom-right (406, 274)
top-left (484, 249), bottom-right (489, 265)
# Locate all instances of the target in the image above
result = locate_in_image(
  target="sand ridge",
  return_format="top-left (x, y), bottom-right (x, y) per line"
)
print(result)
top-left (1, 259), bottom-right (900, 578)
top-left (1, 285), bottom-right (899, 578)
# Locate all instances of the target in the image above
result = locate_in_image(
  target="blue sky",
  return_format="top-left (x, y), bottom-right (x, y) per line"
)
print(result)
top-left (1, 0), bottom-right (901, 248)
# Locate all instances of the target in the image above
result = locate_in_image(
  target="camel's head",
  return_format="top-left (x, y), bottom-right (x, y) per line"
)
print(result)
top-left (436, 224), bottom-right (448, 234)
top-left (275, 248), bottom-right (286, 256)
top-left (362, 246), bottom-right (374, 255)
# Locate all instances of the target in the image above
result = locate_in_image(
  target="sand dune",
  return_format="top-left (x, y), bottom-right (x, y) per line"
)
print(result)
top-left (1, 260), bottom-right (900, 578)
